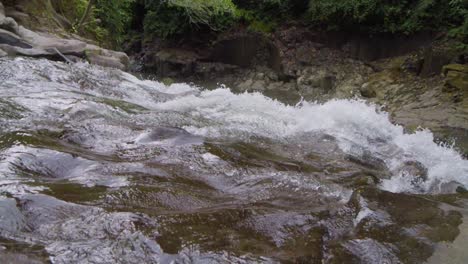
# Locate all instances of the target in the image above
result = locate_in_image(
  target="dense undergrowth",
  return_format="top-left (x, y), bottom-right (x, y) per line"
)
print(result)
top-left (50, 0), bottom-right (134, 48)
top-left (48, 0), bottom-right (467, 51)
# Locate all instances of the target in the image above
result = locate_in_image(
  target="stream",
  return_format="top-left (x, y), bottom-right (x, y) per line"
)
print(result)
top-left (0, 57), bottom-right (468, 263)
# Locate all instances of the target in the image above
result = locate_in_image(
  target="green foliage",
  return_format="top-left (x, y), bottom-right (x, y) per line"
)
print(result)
top-left (448, 0), bottom-right (468, 52)
top-left (54, 0), bottom-right (467, 51)
top-left (307, 0), bottom-right (467, 36)
top-left (144, 0), bottom-right (237, 38)
top-left (52, 0), bottom-right (88, 22)
top-left (94, 0), bottom-right (135, 46)
top-left (52, 0), bottom-right (134, 48)
top-left (234, 0), bottom-right (308, 33)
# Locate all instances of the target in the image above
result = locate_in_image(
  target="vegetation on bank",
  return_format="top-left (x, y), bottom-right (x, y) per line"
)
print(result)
top-left (49, 0), bottom-right (134, 47)
top-left (42, 0), bottom-right (467, 51)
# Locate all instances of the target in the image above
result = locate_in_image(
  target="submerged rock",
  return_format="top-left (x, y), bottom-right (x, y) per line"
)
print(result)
top-left (396, 160), bottom-right (428, 184)
top-left (135, 127), bottom-right (203, 146)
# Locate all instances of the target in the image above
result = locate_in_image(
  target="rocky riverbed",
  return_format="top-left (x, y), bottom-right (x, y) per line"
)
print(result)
top-left (0, 57), bottom-right (467, 263)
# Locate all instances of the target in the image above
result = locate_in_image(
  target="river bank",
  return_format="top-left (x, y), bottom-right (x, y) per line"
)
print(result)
top-left (0, 1), bottom-right (128, 70)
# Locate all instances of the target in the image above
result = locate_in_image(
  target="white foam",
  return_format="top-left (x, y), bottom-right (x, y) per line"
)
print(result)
top-left (152, 87), bottom-right (468, 193)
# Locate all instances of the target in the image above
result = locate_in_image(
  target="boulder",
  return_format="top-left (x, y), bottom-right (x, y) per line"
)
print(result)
top-left (0, 28), bottom-right (31, 48)
top-left (85, 52), bottom-right (126, 70)
top-left (442, 64), bottom-right (468, 75)
top-left (297, 69), bottom-right (336, 93)
top-left (397, 161), bottom-right (428, 185)
top-left (194, 62), bottom-right (238, 79)
top-left (401, 56), bottom-right (424, 74)
top-left (18, 26), bottom-right (87, 56)
top-left (444, 71), bottom-right (468, 91)
top-left (419, 47), bottom-right (453, 77)
top-left (144, 48), bottom-right (198, 77)
top-left (0, 15), bottom-right (19, 34)
top-left (359, 83), bottom-right (377, 98)
top-left (0, 43), bottom-right (52, 57)
top-left (85, 44), bottom-right (129, 70)
top-left (442, 64), bottom-right (468, 92)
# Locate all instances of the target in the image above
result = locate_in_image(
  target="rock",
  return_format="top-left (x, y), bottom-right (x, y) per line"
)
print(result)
top-left (0, 28), bottom-right (31, 48)
top-left (433, 181), bottom-right (468, 194)
top-left (296, 45), bottom-right (315, 65)
top-left (0, 16), bottom-right (19, 34)
top-left (251, 80), bottom-right (267, 91)
top-left (320, 75), bottom-right (336, 92)
top-left (85, 53), bottom-right (125, 70)
top-left (136, 127), bottom-right (203, 146)
top-left (298, 70), bottom-right (336, 92)
top-left (401, 56), bottom-right (424, 74)
top-left (161, 77), bottom-right (174, 86)
top-left (342, 33), bottom-right (434, 61)
top-left (18, 26), bottom-right (87, 56)
top-left (442, 64), bottom-right (468, 92)
top-left (419, 47), bottom-right (453, 77)
top-left (144, 48), bottom-right (198, 77)
top-left (66, 55), bottom-right (84, 63)
top-left (0, 43), bottom-right (52, 57)
top-left (396, 161), bottom-right (428, 184)
top-left (346, 149), bottom-right (389, 176)
top-left (444, 71), bottom-right (468, 91)
top-left (85, 44), bottom-right (129, 70)
top-left (0, 48), bottom-right (6, 57)
top-left (442, 64), bottom-right (468, 76)
top-left (359, 83), bottom-right (377, 98)
top-left (156, 48), bottom-right (198, 65)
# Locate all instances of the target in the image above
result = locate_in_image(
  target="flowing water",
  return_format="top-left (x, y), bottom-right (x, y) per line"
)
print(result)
top-left (0, 57), bottom-right (468, 263)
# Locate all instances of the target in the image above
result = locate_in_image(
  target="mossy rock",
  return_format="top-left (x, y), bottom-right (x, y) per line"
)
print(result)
top-left (161, 77), bottom-right (174, 86)
top-left (444, 71), bottom-right (468, 91)
top-left (443, 64), bottom-right (468, 76)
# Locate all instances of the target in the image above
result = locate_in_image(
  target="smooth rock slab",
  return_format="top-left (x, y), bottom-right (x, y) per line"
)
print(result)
top-left (0, 28), bottom-right (31, 48)
top-left (85, 53), bottom-right (126, 70)
top-left (0, 16), bottom-right (19, 34)
top-left (443, 64), bottom-right (468, 75)
top-left (18, 26), bottom-right (86, 56)
top-left (0, 43), bottom-right (52, 57)
top-left (85, 44), bottom-right (129, 70)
